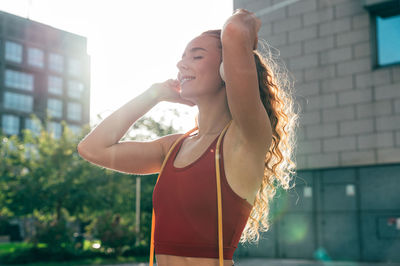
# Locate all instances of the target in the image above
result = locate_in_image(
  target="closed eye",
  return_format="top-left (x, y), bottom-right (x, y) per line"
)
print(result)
top-left (194, 56), bottom-right (203, 59)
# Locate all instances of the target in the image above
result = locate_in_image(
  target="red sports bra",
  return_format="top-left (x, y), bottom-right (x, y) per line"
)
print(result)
top-left (152, 127), bottom-right (253, 260)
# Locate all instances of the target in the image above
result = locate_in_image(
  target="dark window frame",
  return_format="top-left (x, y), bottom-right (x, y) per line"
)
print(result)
top-left (365, 1), bottom-right (400, 69)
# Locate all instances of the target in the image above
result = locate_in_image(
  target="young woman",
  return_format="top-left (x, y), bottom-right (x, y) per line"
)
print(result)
top-left (78, 8), bottom-right (299, 266)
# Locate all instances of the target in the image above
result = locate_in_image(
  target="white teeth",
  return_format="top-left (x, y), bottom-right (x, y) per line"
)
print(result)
top-left (180, 77), bottom-right (195, 85)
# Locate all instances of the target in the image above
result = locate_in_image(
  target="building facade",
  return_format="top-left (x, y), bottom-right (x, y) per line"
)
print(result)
top-left (0, 10), bottom-right (90, 139)
top-left (232, 0), bottom-right (400, 263)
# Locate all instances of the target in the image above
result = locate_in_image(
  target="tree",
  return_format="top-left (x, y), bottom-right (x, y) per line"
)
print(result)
top-left (0, 108), bottom-right (182, 251)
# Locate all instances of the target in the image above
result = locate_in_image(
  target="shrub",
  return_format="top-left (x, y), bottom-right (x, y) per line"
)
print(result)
top-left (86, 211), bottom-right (136, 256)
top-left (0, 216), bottom-right (10, 235)
top-left (29, 216), bottom-right (74, 252)
top-left (0, 245), bottom-right (106, 264)
top-left (122, 243), bottom-right (149, 257)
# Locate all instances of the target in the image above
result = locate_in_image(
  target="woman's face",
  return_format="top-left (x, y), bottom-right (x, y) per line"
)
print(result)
top-left (176, 34), bottom-right (223, 98)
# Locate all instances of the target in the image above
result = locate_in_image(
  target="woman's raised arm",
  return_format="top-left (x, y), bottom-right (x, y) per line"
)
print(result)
top-left (77, 79), bottom-right (194, 175)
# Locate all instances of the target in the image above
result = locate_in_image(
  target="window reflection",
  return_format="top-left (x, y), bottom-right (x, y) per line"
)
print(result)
top-left (5, 69), bottom-right (34, 91)
top-left (2, 114), bottom-right (19, 135)
top-left (48, 52), bottom-right (64, 73)
top-left (5, 40), bottom-right (23, 63)
top-left (376, 14), bottom-right (400, 66)
top-left (25, 118), bottom-right (41, 136)
top-left (27, 47), bottom-right (44, 68)
top-left (4, 92), bottom-right (33, 112)
top-left (47, 98), bottom-right (63, 118)
top-left (48, 76), bottom-right (63, 95)
top-left (47, 121), bottom-right (62, 139)
top-left (67, 123), bottom-right (81, 135)
top-left (67, 102), bottom-right (82, 122)
top-left (68, 80), bottom-right (84, 99)
top-left (68, 58), bottom-right (81, 77)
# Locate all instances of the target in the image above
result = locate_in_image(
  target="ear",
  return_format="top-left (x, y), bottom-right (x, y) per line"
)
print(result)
top-left (219, 61), bottom-right (225, 82)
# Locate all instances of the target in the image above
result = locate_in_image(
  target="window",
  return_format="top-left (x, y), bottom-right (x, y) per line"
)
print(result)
top-left (2, 114), bottom-right (19, 135)
top-left (27, 47), bottom-right (44, 68)
top-left (24, 143), bottom-right (39, 159)
top-left (48, 53), bottom-right (64, 73)
top-left (376, 14), bottom-right (400, 66)
top-left (68, 80), bottom-right (84, 99)
top-left (68, 58), bottom-right (82, 77)
top-left (25, 118), bottom-right (41, 136)
top-left (47, 98), bottom-right (63, 118)
top-left (67, 124), bottom-right (81, 135)
top-left (67, 102), bottom-right (82, 122)
top-left (4, 92), bottom-right (33, 112)
top-left (47, 121), bottom-right (62, 139)
top-left (5, 40), bottom-right (23, 63)
top-left (5, 69), bottom-right (34, 91)
top-left (7, 141), bottom-right (17, 152)
top-left (48, 76), bottom-right (63, 95)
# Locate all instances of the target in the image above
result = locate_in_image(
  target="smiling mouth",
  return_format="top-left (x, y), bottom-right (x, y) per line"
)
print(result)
top-left (181, 78), bottom-right (195, 86)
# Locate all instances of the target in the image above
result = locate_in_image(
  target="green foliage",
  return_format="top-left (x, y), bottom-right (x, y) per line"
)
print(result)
top-left (0, 216), bottom-right (10, 235)
top-left (30, 214), bottom-right (74, 251)
top-left (122, 243), bottom-right (150, 257)
top-left (0, 115), bottom-right (137, 221)
top-left (0, 110), bottom-right (181, 262)
top-left (0, 244), bottom-right (104, 264)
top-left (85, 211), bottom-right (136, 257)
top-left (0, 115), bottom-right (94, 218)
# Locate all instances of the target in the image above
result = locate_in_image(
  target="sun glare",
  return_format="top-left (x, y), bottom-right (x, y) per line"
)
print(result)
top-left (0, 0), bottom-right (233, 132)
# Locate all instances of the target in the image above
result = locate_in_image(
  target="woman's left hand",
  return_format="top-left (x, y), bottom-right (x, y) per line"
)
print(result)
top-left (222, 8), bottom-right (261, 50)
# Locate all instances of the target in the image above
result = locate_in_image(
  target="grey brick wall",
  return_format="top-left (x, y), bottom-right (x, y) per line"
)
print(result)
top-left (234, 0), bottom-right (400, 169)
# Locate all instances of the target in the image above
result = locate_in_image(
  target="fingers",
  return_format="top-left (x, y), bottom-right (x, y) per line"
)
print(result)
top-left (233, 8), bottom-right (261, 24)
top-left (162, 78), bottom-right (196, 106)
top-left (233, 8), bottom-right (254, 15)
top-left (167, 79), bottom-right (178, 85)
top-left (232, 8), bottom-right (261, 34)
top-left (233, 8), bottom-right (248, 14)
top-left (173, 79), bottom-right (180, 87)
top-left (167, 79), bottom-right (180, 91)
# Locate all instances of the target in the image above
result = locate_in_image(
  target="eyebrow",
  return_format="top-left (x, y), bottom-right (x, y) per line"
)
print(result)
top-left (181, 47), bottom-right (207, 59)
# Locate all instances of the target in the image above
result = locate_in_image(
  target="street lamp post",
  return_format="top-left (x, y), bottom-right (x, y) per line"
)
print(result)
top-left (135, 176), bottom-right (141, 246)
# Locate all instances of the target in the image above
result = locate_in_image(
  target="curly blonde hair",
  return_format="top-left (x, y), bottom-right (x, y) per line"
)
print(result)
top-left (199, 29), bottom-right (301, 245)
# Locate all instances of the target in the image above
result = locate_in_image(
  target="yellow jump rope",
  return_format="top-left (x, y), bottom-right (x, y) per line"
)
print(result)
top-left (149, 119), bottom-right (233, 266)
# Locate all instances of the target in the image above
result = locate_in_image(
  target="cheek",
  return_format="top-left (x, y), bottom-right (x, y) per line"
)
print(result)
top-left (198, 61), bottom-right (219, 81)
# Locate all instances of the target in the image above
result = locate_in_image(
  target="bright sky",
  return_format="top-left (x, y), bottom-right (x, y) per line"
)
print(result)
top-left (0, 0), bottom-right (233, 132)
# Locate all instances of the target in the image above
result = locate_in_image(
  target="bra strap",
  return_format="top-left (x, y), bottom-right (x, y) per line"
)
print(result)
top-left (149, 125), bottom-right (198, 266)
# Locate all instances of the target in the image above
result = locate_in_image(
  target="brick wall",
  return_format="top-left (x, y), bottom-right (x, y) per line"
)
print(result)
top-left (233, 0), bottom-right (400, 170)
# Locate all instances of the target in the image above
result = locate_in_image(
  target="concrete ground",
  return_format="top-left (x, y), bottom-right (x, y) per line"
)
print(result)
top-left (101, 258), bottom-right (400, 266)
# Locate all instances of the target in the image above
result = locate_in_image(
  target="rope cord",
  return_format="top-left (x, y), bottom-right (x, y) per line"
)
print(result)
top-left (149, 120), bottom-right (233, 266)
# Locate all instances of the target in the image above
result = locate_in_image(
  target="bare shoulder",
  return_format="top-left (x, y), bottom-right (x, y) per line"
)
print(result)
top-left (159, 133), bottom-right (186, 161)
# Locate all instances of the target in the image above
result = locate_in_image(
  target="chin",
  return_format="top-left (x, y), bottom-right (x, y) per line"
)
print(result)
top-left (179, 87), bottom-right (191, 97)
top-left (180, 85), bottom-right (194, 95)
top-left (180, 86), bottom-right (199, 101)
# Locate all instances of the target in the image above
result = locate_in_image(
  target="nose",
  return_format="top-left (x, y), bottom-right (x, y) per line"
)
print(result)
top-left (176, 58), bottom-right (188, 70)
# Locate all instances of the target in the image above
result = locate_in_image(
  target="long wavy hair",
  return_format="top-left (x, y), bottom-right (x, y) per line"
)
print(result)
top-left (198, 29), bottom-right (300, 245)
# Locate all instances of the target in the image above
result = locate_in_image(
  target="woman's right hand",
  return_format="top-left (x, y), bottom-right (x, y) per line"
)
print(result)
top-left (151, 79), bottom-right (196, 106)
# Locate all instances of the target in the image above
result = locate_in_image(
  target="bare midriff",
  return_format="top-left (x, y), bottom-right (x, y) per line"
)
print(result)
top-left (155, 254), bottom-right (234, 266)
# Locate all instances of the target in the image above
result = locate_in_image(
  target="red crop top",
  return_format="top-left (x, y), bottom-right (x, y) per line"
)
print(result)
top-left (152, 129), bottom-right (253, 260)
